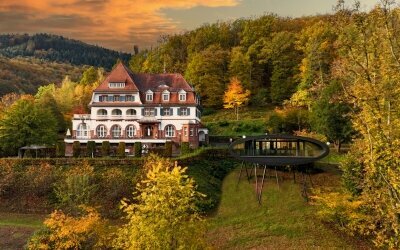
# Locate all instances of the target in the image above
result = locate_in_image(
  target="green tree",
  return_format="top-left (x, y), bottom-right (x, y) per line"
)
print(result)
top-left (0, 96), bottom-right (57, 156)
top-left (114, 155), bottom-right (205, 249)
top-left (310, 81), bottom-right (353, 152)
top-left (185, 44), bottom-right (229, 108)
top-left (228, 47), bottom-right (252, 90)
top-left (79, 66), bottom-right (99, 85)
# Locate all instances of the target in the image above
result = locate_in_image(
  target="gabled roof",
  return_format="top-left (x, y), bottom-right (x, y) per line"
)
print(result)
top-left (95, 63), bottom-right (139, 92)
top-left (94, 62), bottom-right (193, 93)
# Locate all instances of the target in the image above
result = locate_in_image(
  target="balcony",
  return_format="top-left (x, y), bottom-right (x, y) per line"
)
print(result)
top-left (73, 114), bottom-right (91, 120)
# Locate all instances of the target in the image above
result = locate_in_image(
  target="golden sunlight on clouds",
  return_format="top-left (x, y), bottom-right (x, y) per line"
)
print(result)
top-left (0, 0), bottom-right (239, 52)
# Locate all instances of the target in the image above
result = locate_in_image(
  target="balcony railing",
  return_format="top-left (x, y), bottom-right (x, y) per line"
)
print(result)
top-left (73, 114), bottom-right (91, 120)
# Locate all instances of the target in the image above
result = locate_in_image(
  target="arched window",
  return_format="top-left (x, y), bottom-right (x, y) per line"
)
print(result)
top-left (165, 125), bottom-right (175, 137)
top-left (111, 125), bottom-right (122, 138)
top-left (96, 125), bottom-right (107, 138)
top-left (97, 109), bottom-right (107, 116)
top-left (126, 109), bottom-right (137, 116)
top-left (77, 123), bottom-right (88, 138)
top-left (126, 125), bottom-right (136, 138)
top-left (111, 109), bottom-right (122, 116)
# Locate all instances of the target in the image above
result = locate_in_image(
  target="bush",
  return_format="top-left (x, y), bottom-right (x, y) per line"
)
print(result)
top-left (116, 142), bottom-right (126, 158)
top-left (134, 142), bottom-right (142, 158)
top-left (56, 142), bottom-right (65, 157)
top-left (27, 206), bottom-right (110, 250)
top-left (181, 142), bottom-right (190, 155)
top-left (72, 141), bottom-right (81, 158)
top-left (54, 162), bottom-right (97, 213)
top-left (164, 141), bottom-right (172, 157)
top-left (87, 141), bottom-right (96, 158)
top-left (101, 141), bottom-right (110, 157)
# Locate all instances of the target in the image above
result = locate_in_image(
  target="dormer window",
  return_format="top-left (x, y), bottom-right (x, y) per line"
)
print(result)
top-left (179, 90), bottom-right (186, 102)
top-left (109, 82), bottom-right (125, 88)
top-left (162, 90), bottom-right (170, 102)
top-left (146, 90), bottom-right (153, 102)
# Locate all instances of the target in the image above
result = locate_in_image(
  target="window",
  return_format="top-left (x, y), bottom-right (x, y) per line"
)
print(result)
top-left (113, 95), bottom-right (120, 102)
top-left (190, 128), bottom-right (194, 137)
top-left (163, 108), bottom-right (171, 116)
top-left (126, 109), bottom-right (136, 116)
top-left (183, 127), bottom-right (188, 136)
top-left (111, 109), bottom-right (122, 116)
top-left (99, 95), bottom-right (108, 102)
top-left (126, 125), bottom-right (136, 138)
top-left (146, 92), bottom-right (153, 102)
top-left (162, 91), bottom-right (170, 102)
top-left (179, 92), bottom-right (186, 101)
top-left (125, 95), bottom-right (134, 102)
top-left (180, 108), bottom-right (188, 116)
top-left (109, 82), bottom-right (125, 88)
top-left (144, 108), bottom-right (155, 117)
top-left (96, 125), bottom-right (107, 138)
top-left (111, 125), bottom-right (122, 138)
top-left (165, 125), bottom-right (175, 137)
top-left (97, 109), bottom-right (107, 116)
top-left (77, 123), bottom-right (88, 138)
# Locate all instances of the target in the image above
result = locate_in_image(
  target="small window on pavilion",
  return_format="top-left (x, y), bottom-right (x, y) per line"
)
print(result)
top-left (109, 82), bottom-right (125, 88)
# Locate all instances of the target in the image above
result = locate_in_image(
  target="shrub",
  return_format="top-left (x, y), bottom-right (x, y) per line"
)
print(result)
top-left (56, 142), bottom-right (65, 157)
top-left (117, 142), bottom-right (126, 158)
top-left (134, 142), bottom-right (142, 158)
top-left (54, 162), bottom-right (97, 213)
top-left (72, 141), bottom-right (81, 158)
top-left (164, 141), bottom-right (172, 157)
top-left (180, 142), bottom-right (190, 155)
top-left (101, 141), bottom-right (110, 157)
top-left (87, 141), bottom-right (96, 158)
top-left (27, 206), bottom-right (110, 250)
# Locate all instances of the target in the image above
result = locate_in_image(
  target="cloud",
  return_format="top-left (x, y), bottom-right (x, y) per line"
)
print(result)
top-left (0, 0), bottom-right (239, 52)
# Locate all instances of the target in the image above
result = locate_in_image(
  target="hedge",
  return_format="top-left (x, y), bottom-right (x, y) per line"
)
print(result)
top-left (72, 141), bottom-right (81, 158)
top-left (101, 141), bottom-right (110, 157)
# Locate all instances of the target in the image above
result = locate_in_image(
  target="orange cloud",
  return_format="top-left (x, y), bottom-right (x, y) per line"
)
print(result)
top-left (0, 0), bottom-right (239, 52)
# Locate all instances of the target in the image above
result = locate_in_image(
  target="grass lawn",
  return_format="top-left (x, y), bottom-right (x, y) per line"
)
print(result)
top-left (0, 213), bottom-right (44, 250)
top-left (202, 106), bottom-right (274, 136)
top-left (207, 168), bottom-right (373, 249)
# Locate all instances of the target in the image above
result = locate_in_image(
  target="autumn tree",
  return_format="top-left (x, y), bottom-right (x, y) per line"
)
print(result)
top-left (223, 77), bottom-right (251, 120)
top-left (114, 154), bottom-right (206, 249)
top-left (316, 2), bottom-right (400, 247)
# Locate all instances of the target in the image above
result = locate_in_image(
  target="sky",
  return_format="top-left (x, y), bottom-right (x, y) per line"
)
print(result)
top-left (0, 0), bottom-right (381, 53)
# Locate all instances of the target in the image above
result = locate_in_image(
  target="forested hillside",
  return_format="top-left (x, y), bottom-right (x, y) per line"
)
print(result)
top-left (0, 56), bottom-right (83, 96)
top-left (0, 34), bottom-right (131, 69)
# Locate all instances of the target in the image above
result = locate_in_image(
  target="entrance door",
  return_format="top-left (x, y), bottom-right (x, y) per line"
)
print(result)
top-left (144, 125), bottom-right (153, 137)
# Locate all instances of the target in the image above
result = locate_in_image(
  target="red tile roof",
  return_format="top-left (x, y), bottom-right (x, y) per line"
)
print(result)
top-left (94, 62), bottom-right (194, 93)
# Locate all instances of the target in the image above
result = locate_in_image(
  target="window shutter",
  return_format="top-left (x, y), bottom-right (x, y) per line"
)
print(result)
top-left (187, 108), bottom-right (191, 116)
top-left (178, 108), bottom-right (181, 116)
top-left (160, 108), bottom-right (164, 116)
top-left (154, 108), bottom-right (157, 116)
top-left (141, 108), bottom-right (144, 116)
top-left (170, 108), bottom-right (173, 116)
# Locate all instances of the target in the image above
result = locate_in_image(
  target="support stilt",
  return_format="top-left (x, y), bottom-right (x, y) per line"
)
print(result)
top-left (301, 171), bottom-right (309, 202)
top-left (254, 164), bottom-right (258, 200)
top-left (258, 165), bottom-right (267, 204)
top-left (245, 163), bottom-right (251, 183)
top-left (275, 166), bottom-right (280, 189)
top-left (236, 161), bottom-right (244, 189)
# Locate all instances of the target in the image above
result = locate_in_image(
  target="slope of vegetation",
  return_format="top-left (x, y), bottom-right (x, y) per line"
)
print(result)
top-left (0, 56), bottom-right (83, 96)
top-left (208, 168), bottom-right (373, 249)
top-left (0, 34), bottom-right (131, 69)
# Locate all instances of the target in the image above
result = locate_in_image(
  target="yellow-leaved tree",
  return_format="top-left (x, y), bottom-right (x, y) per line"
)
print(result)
top-left (114, 154), bottom-right (206, 249)
top-left (223, 77), bottom-right (251, 120)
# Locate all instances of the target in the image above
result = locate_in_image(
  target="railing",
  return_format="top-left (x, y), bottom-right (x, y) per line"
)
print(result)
top-left (73, 114), bottom-right (91, 119)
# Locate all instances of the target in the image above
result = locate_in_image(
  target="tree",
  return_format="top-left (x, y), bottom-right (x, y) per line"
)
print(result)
top-left (310, 81), bottom-right (353, 152)
top-left (0, 96), bottom-right (57, 156)
top-left (79, 66), bottom-right (99, 85)
top-left (223, 77), bottom-right (251, 120)
top-left (114, 155), bottom-right (205, 249)
top-left (185, 44), bottom-right (229, 108)
top-left (228, 47), bottom-right (252, 90)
